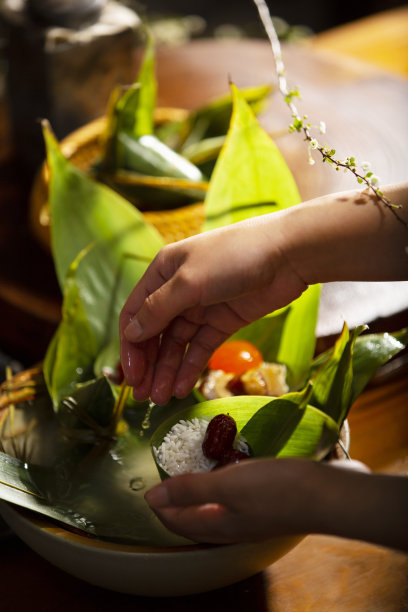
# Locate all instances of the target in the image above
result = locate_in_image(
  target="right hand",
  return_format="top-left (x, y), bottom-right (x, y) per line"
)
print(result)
top-left (119, 214), bottom-right (307, 405)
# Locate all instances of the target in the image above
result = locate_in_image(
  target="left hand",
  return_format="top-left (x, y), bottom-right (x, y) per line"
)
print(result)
top-left (144, 458), bottom-right (318, 544)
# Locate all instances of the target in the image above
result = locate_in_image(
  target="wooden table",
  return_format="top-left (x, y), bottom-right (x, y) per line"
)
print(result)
top-left (1, 8), bottom-right (408, 611)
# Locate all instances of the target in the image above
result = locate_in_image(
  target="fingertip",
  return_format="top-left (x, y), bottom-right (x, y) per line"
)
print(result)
top-left (132, 386), bottom-right (150, 403)
top-left (124, 318), bottom-right (143, 342)
top-left (145, 482), bottom-right (170, 509)
top-left (120, 342), bottom-right (146, 387)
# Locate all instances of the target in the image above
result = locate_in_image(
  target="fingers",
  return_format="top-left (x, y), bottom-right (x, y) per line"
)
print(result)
top-left (144, 463), bottom-right (279, 543)
top-left (172, 322), bottom-right (232, 399)
top-left (148, 316), bottom-right (200, 405)
top-left (124, 266), bottom-right (200, 343)
top-left (147, 503), bottom-right (239, 544)
top-left (145, 471), bottom-right (240, 543)
top-left (145, 470), bottom-right (231, 508)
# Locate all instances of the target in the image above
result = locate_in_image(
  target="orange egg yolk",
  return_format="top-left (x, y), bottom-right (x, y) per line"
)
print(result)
top-left (208, 340), bottom-right (263, 375)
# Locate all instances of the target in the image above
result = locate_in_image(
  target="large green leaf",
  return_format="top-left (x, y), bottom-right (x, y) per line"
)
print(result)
top-left (239, 385), bottom-right (312, 456)
top-left (180, 83), bottom-right (273, 151)
top-left (239, 386), bottom-right (338, 460)
top-left (231, 310), bottom-right (290, 362)
top-left (113, 31), bottom-right (156, 139)
top-left (0, 453), bottom-right (99, 535)
top-left (99, 34), bottom-right (205, 191)
top-left (151, 394), bottom-right (339, 480)
top-left (310, 324), bottom-right (366, 425)
top-left (350, 328), bottom-right (408, 403)
top-left (0, 393), bottom-right (198, 546)
top-left (115, 133), bottom-right (205, 182)
top-left (275, 285), bottom-right (321, 389)
top-left (310, 327), bottom-right (408, 407)
top-left (203, 83), bottom-right (300, 230)
top-left (44, 122), bottom-right (165, 292)
top-left (155, 84), bottom-right (272, 156)
top-left (43, 250), bottom-right (98, 410)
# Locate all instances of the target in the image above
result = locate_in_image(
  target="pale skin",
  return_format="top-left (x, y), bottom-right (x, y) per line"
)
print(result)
top-left (119, 182), bottom-right (408, 550)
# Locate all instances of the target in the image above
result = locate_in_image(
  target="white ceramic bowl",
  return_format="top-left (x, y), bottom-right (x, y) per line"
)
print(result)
top-left (0, 501), bottom-right (302, 596)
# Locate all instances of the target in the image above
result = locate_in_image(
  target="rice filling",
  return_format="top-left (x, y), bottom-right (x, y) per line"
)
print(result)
top-left (154, 417), bottom-right (249, 477)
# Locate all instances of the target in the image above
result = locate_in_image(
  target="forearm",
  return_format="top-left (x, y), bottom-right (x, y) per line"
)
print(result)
top-left (303, 462), bottom-right (408, 552)
top-left (278, 182), bottom-right (408, 284)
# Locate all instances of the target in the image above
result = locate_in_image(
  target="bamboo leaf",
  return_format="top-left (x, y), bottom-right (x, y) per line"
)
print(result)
top-left (310, 324), bottom-right (366, 425)
top-left (115, 133), bottom-right (205, 181)
top-left (151, 394), bottom-right (339, 480)
top-left (231, 310), bottom-right (290, 362)
top-left (43, 121), bottom-right (165, 291)
top-left (240, 385), bottom-right (313, 456)
top-left (114, 31), bottom-right (157, 139)
top-left (0, 453), bottom-right (98, 534)
top-left (275, 285), bottom-right (321, 389)
top-left (101, 169), bottom-right (208, 211)
top-left (349, 328), bottom-right (407, 403)
top-left (43, 249), bottom-right (98, 411)
top-left (180, 83), bottom-right (273, 150)
top-left (204, 83), bottom-right (300, 230)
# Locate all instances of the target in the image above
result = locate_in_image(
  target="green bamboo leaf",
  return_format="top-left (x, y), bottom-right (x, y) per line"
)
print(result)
top-left (102, 169), bottom-right (208, 210)
top-left (155, 84), bottom-right (272, 154)
top-left (114, 30), bottom-right (156, 138)
top-left (181, 134), bottom-right (226, 167)
top-left (240, 385), bottom-right (312, 456)
top-left (43, 249), bottom-right (98, 411)
top-left (180, 83), bottom-right (273, 149)
top-left (43, 121), bottom-right (165, 292)
top-left (0, 453), bottom-right (98, 535)
top-left (57, 376), bottom-right (116, 440)
top-left (231, 310), bottom-right (290, 362)
top-left (204, 83), bottom-right (300, 230)
top-left (310, 324), bottom-right (366, 425)
top-left (275, 285), bottom-right (321, 389)
top-left (350, 328), bottom-right (408, 403)
top-left (115, 132), bottom-right (205, 182)
top-left (151, 394), bottom-right (339, 480)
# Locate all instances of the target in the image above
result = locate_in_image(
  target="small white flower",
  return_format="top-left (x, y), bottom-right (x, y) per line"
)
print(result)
top-left (310, 138), bottom-right (318, 149)
top-left (319, 121), bottom-right (326, 134)
top-left (362, 161), bottom-right (371, 171)
top-left (308, 156), bottom-right (316, 165)
top-left (369, 174), bottom-right (380, 186)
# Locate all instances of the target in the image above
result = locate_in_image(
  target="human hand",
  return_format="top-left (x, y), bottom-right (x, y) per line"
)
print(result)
top-left (145, 457), bottom-right (408, 552)
top-left (144, 458), bottom-right (318, 544)
top-left (120, 214), bottom-right (307, 405)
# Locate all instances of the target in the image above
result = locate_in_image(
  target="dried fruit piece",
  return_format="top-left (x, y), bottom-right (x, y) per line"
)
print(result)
top-left (226, 375), bottom-right (246, 396)
top-left (202, 413), bottom-right (237, 459)
top-left (213, 448), bottom-right (250, 470)
top-left (242, 362), bottom-right (288, 396)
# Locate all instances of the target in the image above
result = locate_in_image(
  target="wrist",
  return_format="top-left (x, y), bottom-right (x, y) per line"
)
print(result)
top-left (277, 184), bottom-right (408, 284)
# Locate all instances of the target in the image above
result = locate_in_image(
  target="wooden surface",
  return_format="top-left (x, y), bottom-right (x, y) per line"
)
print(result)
top-left (1, 8), bottom-right (408, 611)
top-left (311, 5), bottom-right (408, 76)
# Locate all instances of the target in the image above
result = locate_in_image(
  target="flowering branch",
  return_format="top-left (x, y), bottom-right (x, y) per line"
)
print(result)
top-left (252, 0), bottom-right (407, 229)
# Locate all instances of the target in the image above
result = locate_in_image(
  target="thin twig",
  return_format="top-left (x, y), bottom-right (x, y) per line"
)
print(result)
top-left (252, 0), bottom-right (408, 229)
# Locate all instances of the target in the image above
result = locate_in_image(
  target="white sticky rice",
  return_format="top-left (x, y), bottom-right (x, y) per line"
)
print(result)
top-left (154, 417), bottom-right (249, 477)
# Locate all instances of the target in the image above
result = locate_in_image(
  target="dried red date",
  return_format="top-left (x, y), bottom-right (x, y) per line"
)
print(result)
top-left (226, 375), bottom-right (245, 396)
top-left (202, 414), bottom-right (237, 459)
top-left (213, 448), bottom-right (250, 470)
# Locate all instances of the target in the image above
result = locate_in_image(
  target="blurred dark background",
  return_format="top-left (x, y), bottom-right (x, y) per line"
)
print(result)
top-left (126, 0), bottom-right (406, 38)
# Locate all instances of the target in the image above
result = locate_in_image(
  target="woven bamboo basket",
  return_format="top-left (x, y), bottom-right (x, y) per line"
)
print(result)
top-left (29, 108), bottom-right (206, 249)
